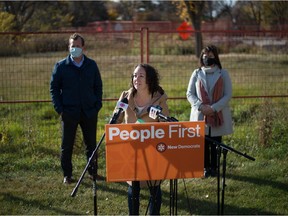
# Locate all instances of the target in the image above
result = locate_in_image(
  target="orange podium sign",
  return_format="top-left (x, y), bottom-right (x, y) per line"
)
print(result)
top-left (105, 121), bottom-right (205, 182)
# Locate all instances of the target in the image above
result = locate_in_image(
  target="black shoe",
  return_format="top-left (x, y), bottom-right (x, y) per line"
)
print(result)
top-left (63, 176), bottom-right (73, 184)
top-left (204, 169), bottom-right (211, 178)
top-left (210, 169), bottom-right (217, 177)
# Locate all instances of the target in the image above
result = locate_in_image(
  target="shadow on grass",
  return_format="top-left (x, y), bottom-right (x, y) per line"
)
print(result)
top-left (171, 179), bottom-right (275, 215)
top-left (0, 177), bottom-right (277, 215)
top-left (227, 173), bottom-right (288, 192)
top-left (36, 145), bottom-right (60, 157)
top-left (0, 192), bottom-right (79, 215)
top-left (83, 179), bottom-right (275, 215)
top-left (1, 166), bottom-right (281, 215)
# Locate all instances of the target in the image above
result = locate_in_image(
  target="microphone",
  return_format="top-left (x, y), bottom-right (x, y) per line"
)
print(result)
top-left (147, 105), bottom-right (178, 122)
top-left (148, 105), bottom-right (162, 120)
top-left (109, 98), bottom-right (128, 124)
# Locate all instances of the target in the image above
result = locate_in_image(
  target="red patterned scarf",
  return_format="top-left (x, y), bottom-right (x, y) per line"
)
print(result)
top-left (200, 77), bottom-right (224, 127)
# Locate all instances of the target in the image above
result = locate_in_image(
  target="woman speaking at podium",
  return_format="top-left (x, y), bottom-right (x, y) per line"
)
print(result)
top-left (114, 63), bottom-right (169, 215)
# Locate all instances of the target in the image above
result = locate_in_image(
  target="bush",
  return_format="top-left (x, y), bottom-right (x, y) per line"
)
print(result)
top-left (19, 34), bottom-right (68, 54)
top-left (152, 44), bottom-right (195, 55)
top-left (230, 43), bottom-right (259, 53)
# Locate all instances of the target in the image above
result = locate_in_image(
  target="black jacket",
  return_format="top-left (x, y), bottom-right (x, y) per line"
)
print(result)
top-left (50, 55), bottom-right (103, 118)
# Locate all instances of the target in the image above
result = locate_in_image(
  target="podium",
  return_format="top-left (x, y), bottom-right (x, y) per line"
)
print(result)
top-left (105, 121), bottom-right (205, 214)
top-left (105, 121), bottom-right (205, 181)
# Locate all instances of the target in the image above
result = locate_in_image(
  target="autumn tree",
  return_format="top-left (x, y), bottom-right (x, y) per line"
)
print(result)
top-left (232, 1), bottom-right (287, 31)
top-left (0, 1), bottom-right (73, 31)
top-left (0, 11), bottom-right (15, 32)
top-left (0, 1), bottom-right (36, 31)
top-left (262, 1), bottom-right (288, 31)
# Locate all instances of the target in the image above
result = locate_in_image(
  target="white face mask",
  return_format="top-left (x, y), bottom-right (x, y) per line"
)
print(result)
top-left (69, 47), bottom-right (82, 58)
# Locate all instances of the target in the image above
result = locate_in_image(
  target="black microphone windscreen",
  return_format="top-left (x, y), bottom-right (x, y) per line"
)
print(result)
top-left (121, 97), bottom-right (128, 104)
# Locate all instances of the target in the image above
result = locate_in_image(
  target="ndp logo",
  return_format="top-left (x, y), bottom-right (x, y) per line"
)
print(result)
top-left (156, 142), bottom-right (167, 153)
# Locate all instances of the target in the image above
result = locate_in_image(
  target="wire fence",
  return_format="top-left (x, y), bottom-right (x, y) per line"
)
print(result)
top-left (0, 28), bottom-right (287, 142)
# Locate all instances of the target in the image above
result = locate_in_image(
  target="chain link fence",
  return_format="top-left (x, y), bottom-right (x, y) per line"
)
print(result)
top-left (0, 29), bottom-right (287, 148)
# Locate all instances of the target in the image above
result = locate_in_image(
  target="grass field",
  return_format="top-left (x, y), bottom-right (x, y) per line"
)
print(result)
top-left (0, 48), bottom-right (288, 214)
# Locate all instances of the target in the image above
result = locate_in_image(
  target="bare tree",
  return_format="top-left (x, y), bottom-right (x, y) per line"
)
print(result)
top-left (187, 1), bottom-right (205, 57)
top-left (249, 1), bottom-right (262, 31)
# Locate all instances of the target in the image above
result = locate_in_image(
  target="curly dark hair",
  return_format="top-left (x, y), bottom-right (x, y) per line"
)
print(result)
top-left (199, 45), bottom-right (222, 69)
top-left (131, 63), bottom-right (164, 96)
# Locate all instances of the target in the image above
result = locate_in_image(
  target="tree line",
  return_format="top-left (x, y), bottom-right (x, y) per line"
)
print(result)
top-left (1, 1), bottom-right (287, 32)
top-left (1, 1), bottom-right (287, 57)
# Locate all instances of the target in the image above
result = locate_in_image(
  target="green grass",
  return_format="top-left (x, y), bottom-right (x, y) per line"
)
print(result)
top-left (1, 99), bottom-right (288, 215)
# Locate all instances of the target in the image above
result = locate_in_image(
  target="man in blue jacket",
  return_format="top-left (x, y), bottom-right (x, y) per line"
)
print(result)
top-left (50, 33), bottom-right (103, 184)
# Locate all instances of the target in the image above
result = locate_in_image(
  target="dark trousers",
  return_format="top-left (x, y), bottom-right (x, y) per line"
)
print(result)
top-left (204, 135), bottom-right (222, 171)
top-left (61, 112), bottom-right (98, 177)
top-left (128, 183), bottom-right (162, 215)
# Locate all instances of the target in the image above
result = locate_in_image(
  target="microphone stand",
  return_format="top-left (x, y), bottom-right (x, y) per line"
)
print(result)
top-left (70, 103), bottom-right (127, 215)
top-left (205, 136), bottom-right (255, 215)
top-left (216, 144), bottom-right (221, 215)
top-left (158, 115), bottom-right (179, 215)
top-left (71, 132), bottom-right (106, 216)
top-left (169, 179), bottom-right (178, 215)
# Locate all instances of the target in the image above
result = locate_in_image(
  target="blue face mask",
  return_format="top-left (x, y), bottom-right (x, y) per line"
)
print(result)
top-left (70, 47), bottom-right (82, 58)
